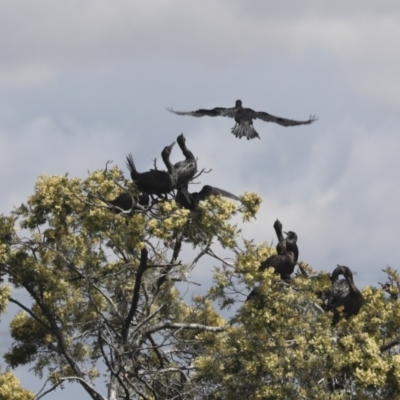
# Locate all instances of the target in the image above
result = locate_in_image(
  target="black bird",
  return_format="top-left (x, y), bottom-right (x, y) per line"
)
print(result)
top-left (246, 247), bottom-right (299, 301)
top-left (126, 142), bottom-right (177, 196)
top-left (246, 248), bottom-right (297, 302)
top-left (273, 219), bottom-right (299, 263)
top-left (258, 250), bottom-right (297, 280)
top-left (173, 134), bottom-right (197, 188)
top-left (176, 185), bottom-right (240, 211)
top-left (327, 265), bottom-right (363, 323)
top-left (106, 192), bottom-right (150, 214)
top-left (246, 220), bottom-right (299, 302)
top-left (167, 99), bottom-right (317, 140)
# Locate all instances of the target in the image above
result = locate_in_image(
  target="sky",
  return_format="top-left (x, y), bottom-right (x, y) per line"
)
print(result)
top-left (1, 1), bottom-right (400, 398)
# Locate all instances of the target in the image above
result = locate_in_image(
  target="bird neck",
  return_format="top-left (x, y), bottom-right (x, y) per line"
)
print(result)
top-left (162, 152), bottom-right (174, 173)
top-left (331, 266), bottom-right (344, 283)
top-left (274, 224), bottom-right (284, 243)
top-left (344, 274), bottom-right (358, 293)
top-left (179, 143), bottom-right (195, 161)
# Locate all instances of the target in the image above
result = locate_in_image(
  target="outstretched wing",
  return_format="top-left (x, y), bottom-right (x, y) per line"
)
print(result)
top-left (253, 110), bottom-right (318, 127)
top-left (199, 185), bottom-right (240, 201)
top-left (167, 107), bottom-right (237, 119)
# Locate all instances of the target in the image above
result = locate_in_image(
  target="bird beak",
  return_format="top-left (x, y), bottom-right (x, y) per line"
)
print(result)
top-left (284, 231), bottom-right (288, 236)
top-left (168, 141), bottom-right (176, 150)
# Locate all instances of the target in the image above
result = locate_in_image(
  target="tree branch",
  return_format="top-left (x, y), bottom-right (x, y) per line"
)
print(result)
top-left (34, 379), bottom-right (63, 400)
top-left (143, 322), bottom-right (225, 336)
top-left (380, 339), bottom-right (400, 353)
top-left (123, 247), bottom-right (148, 342)
top-left (59, 377), bottom-right (106, 400)
top-left (98, 333), bottom-right (130, 400)
top-left (8, 297), bottom-right (51, 330)
top-left (156, 236), bottom-right (182, 290)
top-left (189, 242), bottom-right (211, 272)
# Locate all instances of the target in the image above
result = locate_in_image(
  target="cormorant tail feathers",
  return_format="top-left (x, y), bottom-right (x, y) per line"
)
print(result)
top-left (231, 122), bottom-right (260, 140)
top-left (126, 154), bottom-right (137, 177)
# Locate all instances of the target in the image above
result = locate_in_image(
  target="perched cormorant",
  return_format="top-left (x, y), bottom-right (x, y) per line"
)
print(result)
top-left (167, 99), bottom-right (317, 140)
top-left (273, 219), bottom-right (299, 263)
top-left (173, 134), bottom-right (197, 188)
top-left (258, 250), bottom-right (297, 280)
top-left (126, 142), bottom-right (177, 196)
top-left (246, 249), bottom-right (297, 302)
top-left (106, 192), bottom-right (149, 214)
top-left (176, 185), bottom-right (240, 211)
top-left (327, 265), bottom-right (363, 323)
top-left (246, 220), bottom-right (299, 302)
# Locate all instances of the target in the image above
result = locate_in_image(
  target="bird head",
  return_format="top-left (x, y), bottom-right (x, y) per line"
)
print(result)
top-left (284, 231), bottom-right (298, 242)
top-left (330, 265), bottom-right (346, 282)
top-left (235, 99), bottom-right (242, 107)
top-left (338, 265), bottom-right (354, 279)
top-left (177, 133), bottom-right (186, 146)
top-left (162, 141), bottom-right (176, 157)
top-left (273, 219), bottom-right (282, 231)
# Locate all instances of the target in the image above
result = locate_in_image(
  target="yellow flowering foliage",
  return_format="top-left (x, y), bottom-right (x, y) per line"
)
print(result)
top-left (240, 191), bottom-right (262, 222)
top-left (196, 250), bottom-right (400, 399)
top-left (0, 168), bottom-right (258, 398)
top-left (181, 195), bottom-right (242, 248)
top-left (0, 285), bottom-right (10, 316)
top-left (0, 369), bottom-right (34, 400)
top-left (7, 167), bottom-right (400, 398)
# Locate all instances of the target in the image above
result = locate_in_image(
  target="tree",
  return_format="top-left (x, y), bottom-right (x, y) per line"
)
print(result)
top-left (0, 165), bottom-right (259, 399)
top-left (2, 164), bottom-right (400, 399)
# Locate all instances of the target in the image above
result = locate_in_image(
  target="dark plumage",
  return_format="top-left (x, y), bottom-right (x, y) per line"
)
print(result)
top-left (176, 185), bottom-right (240, 211)
top-left (126, 142), bottom-right (177, 196)
top-left (273, 219), bottom-right (299, 263)
top-left (269, 219), bottom-right (299, 278)
top-left (246, 220), bottom-right (299, 302)
top-left (259, 251), bottom-right (297, 280)
top-left (173, 134), bottom-right (197, 188)
top-left (167, 99), bottom-right (317, 140)
top-left (106, 192), bottom-right (149, 214)
top-left (327, 265), bottom-right (363, 323)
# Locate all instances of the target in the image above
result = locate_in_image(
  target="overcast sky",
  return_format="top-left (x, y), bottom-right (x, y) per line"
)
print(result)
top-left (1, 1), bottom-right (400, 397)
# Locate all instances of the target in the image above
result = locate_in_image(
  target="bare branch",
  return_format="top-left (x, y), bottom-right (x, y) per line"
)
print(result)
top-left (98, 333), bottom-right (130, 400)
top-left (59, 377), bottom-right (107, 400)
top-left (103, 159), bottom-right (114, 172)
top-left (34, 379), bottom-right (63, 400)
top-left (91, 283), bottom-right (124, 322)
top-left (189, 242), bottom-right (211, 272)
top-left (131, 304), bottom-right (166, 335)
top-left (156, 236), bottom-right (182, 291)
top-left (138, 365), bottom-right (196, 376)
top-left (206, 248), bottom-right (235, 267)
top-left (380, 339), bottom-right (400, 353)
top-left (143, 322), bottom-right (225, 336)
top-left (8, 297), bottom-right (51, 330)
top-left (123, 247), bottom-right (148, 341)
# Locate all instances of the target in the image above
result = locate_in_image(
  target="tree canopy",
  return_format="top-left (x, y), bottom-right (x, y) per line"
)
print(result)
top-left (1, 162), bottom-right (400, 399)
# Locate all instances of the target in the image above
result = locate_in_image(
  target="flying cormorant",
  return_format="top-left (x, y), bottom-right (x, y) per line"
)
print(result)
top-left (176, 185), bottom-right (240, 211)
top-left (126, 142), bottom-right (177, 196)
top-left (167, 99), bottom-right (317, 140)
top-left (327, 265), bottom-right (363, 323)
